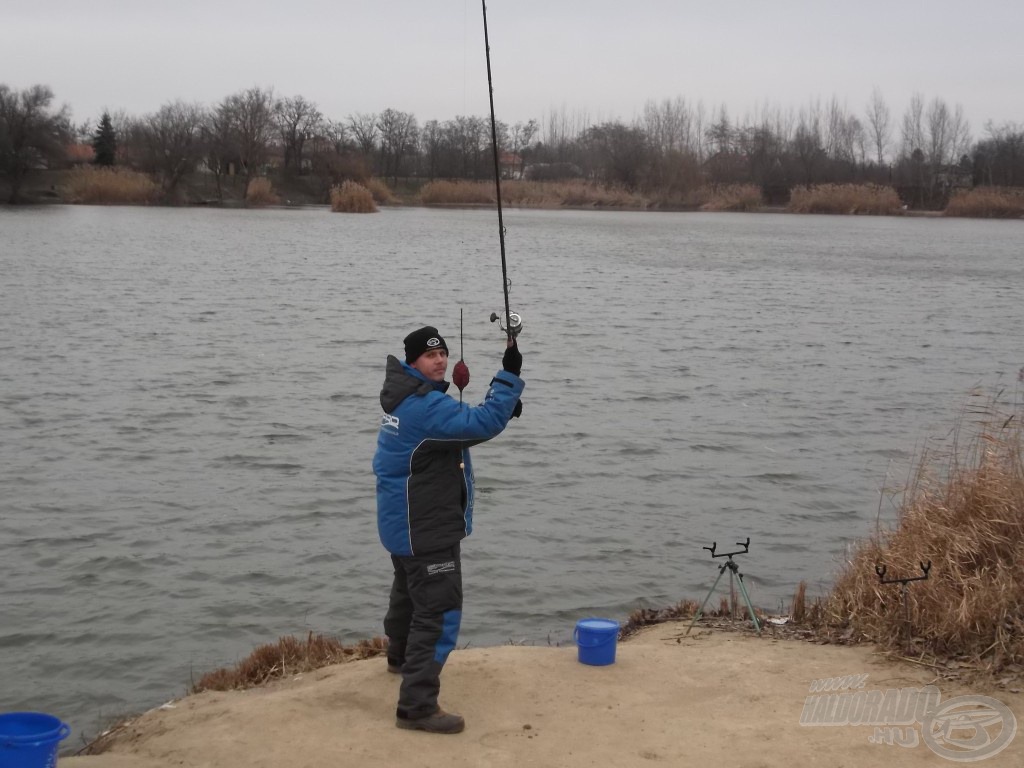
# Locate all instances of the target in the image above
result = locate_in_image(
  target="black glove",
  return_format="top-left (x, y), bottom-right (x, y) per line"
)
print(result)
top-left (512, 400), bottom-right (523, 418)
top-left (502, 342), bottom-right (522, 376)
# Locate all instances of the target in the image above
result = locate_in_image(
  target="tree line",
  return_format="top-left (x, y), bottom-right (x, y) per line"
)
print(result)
top-left (1, 82), bottom-right (1022, 205)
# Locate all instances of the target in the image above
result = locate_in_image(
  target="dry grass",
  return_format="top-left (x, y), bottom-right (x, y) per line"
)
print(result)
top-left (814, 391), bottom-right (1024, 671)
top-left (944, 187), bottom-right (1024, 218)
top-left (621, 599), bottom-right (701, 638)
top-left (330, 181), bottom-right (378, 213)
top-left (419, 179), bottom-right (649, 208)
top-left (364, 177), bottom-right (396, 205)
top-left (502, 179), bottom-right (647, 208)
top-left (698, 184), bottom-right (764, 212)
top-left (245, 177), bottom-right (280, 206)
top-left (59, 166), bottom-right (159, 205)
top-left (419, 180), bottom-right (495, 205)
top-left (192, 633), bottom-right (387, 693)
top-left (788, 184), bottom-right (904, 215)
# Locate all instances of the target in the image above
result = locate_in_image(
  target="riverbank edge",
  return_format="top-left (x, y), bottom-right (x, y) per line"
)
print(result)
top-left (64, 618), bottom-right (1024, 768)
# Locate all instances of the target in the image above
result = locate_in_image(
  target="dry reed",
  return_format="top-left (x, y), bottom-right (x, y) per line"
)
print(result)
top-left (419, 180), bottom-right (494, 205)
top-left (364, 177), bottom-right (396, 205)
top-left (192, 632), bottom-right (387, 692)
top-left (943, 187), bottom-right (1024, 218)
top-left (419, 179), bottom-right (649, 208)
top-left (788, 184), bottom-right (903, 215)
top-left (59, 166), bottom-right (159, 205)
top-left (817, 391), bottom-right (1024, 670)
top-left (698, 184), bottom-right (763, 212)
top-left (245, 177), bottom-right (280, 206)
top-left (330, 181), bottom-right (378, 213)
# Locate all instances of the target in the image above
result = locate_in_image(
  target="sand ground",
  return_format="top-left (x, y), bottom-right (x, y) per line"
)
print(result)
top-left (63, 621), bottom-right (1023, 768)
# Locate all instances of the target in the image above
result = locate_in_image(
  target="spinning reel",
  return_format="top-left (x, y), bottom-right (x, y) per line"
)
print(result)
top-left (489, 310), bottom-right (523, 339)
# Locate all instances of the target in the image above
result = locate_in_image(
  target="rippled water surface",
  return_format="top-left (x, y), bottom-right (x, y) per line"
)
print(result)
top-left (1, 205), bottom-right (1021, 739)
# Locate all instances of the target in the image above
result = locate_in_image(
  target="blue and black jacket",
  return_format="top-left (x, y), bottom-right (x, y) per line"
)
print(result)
top-left (373, 355), bottom-right (525, 556)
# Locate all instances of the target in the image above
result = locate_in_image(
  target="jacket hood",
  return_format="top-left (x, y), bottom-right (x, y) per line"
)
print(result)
top-left (379, 354), bottom-right (450, 413)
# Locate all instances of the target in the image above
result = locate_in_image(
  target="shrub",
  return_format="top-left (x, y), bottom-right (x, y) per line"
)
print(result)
top-left (788, 184), bottom-right (903, 215)
top-left (944, 187), bottom-right (1024, 218)
top-left (699, 184), bottom-right (763, 212)
top-left (817, 391), bottom-right (1024, 671)
top-left (330, 181), bottom-right (378, 213)
top-left (245, 177), bottom-right (280, 206)
top-left (59, 166), bottom-right (159, 204)
top-left (363, 177), bottom-right (396, 205)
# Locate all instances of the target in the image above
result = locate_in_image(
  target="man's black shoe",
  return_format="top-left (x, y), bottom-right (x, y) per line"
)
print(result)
top-left (395, 709), bottom-right (465, 734)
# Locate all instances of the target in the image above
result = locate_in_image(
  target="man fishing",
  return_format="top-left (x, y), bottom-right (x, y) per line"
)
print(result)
top-left (373, 325), bottom-right (524, 734)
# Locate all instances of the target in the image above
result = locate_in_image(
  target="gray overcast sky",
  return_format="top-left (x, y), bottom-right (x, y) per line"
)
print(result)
top-left (2, 0), bottom-right (1021, 135)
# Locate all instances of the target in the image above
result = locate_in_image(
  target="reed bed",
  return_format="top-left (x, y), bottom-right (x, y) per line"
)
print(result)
top-left (245, 177), bottom-right (280, 206)
top-left (816, 391), bottom-right (1024, 671)
top-left (330, 181), bottom-right (378, 213)
top-left (364, 177), bottom-right (396, 205)
top-left (420, 179), bottom-right (648, 208)
top-left (192, 633), bottom-right (387, 692)
top-left (543, 180), bottom-right (647, 208)
top-left (698, 184), bottom-right (764, 212)
top-left (419, 180), bottom-right (494, 205)
top-left (944, 187), bottom-right (1024, 218)
top-left (788, 183), bottom-right (903, 215)
top-left (59, 166), bottom-right (159, 204)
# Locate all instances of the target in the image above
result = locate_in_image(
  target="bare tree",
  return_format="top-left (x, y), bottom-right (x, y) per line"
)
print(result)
top-left (348, 112), bottom-right (378, 159)
top-left (127, 100), bottom-right (207, 199)
top-left (865, 87), bottom-right (892, 165)
top-left (218, 86), bottom-right (275, 193)
top-left (201, 104), bottom-right (236, 201)
top-left (0, 83), bottom-right (71, 203)
top-left (275, 95), bottom-right (322, 173)
top-left (899, 92), bottom-right (925, 159)
top-left (925, 96), bottom-right (952, 170)
top-left (973, 121), bottom-right (1024, 186)
top-left (705, 105), bottom-right (733, 156)
top-left (692, 101), bottom-right (707, 161)
top-left (376, 108), bottom-right (418, 183)
top-left (419, 119), bottom-right (442, 179)
top-left (583, 121), bottom-right (648, 189)
top-left (509, 119), bottom-right (538, 177)
top-left (792, 103), bottom-right (824, 187)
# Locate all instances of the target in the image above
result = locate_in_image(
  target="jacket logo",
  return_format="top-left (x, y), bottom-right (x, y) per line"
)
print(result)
top-left (380, 413), bottom-right (400, 431)
top-left (427, 560), bottom-right (456, 575)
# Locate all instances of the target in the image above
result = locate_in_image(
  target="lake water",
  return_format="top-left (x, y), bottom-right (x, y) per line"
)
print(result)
top-left (1, 204), bottom-right (1021, 742)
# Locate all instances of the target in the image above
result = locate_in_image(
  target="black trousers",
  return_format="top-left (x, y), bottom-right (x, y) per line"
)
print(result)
top-left (384, 543), bottom-right (463, 720)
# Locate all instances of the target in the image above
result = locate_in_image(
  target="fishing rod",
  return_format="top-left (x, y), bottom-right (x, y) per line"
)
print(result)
top-left (480, 0), bottom-right (523, 342)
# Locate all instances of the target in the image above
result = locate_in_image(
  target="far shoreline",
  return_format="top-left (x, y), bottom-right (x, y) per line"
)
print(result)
top-left (5, 171), bottom-right (1020, 218)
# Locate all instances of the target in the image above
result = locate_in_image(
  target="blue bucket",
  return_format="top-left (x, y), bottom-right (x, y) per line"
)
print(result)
top-left (0, 712), bottom-right (70, 768)
top-left (574, 618), bottom-right (619, 666)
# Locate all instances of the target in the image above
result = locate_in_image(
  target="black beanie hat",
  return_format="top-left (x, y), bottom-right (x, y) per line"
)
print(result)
top-left (404, 326), bottom-right (449, 363)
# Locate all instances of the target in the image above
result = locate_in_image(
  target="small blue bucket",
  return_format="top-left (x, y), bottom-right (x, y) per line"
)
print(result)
top-left (0, 712), bottom-right (70, 768)
top-left (574, 618), bottom-right (620, 666)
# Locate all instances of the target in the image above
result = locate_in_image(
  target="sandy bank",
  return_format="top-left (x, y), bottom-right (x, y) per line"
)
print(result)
top-left (62, 621), bottom-right (1023, 768)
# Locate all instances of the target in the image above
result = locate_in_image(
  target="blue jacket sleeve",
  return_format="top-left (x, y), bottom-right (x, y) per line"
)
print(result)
top-left (417, 369), bottom-right (524, 444)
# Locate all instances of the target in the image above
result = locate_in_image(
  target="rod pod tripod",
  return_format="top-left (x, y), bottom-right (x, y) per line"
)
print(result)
top-left (875, 560), bottom-right (931, 655)
top-left (686, 538), bottom-right (761, 635)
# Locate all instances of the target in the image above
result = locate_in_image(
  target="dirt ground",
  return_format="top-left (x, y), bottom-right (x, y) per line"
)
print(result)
top-left (63, 621), bottom-right (1023, 768)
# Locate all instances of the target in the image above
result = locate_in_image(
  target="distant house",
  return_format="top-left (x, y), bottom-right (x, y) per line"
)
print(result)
top-left (499, 150), bottom-right (523, 179)
top-left (933, 167), bottom-right (973, 191)
top-left (65, 143), bottom-right (95, 167)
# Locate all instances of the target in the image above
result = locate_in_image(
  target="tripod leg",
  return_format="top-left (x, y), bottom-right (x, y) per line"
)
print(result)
top-left (686, 565), bottom-right (728, 636)
top-left (735, 573), bottom-right (761, 634)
